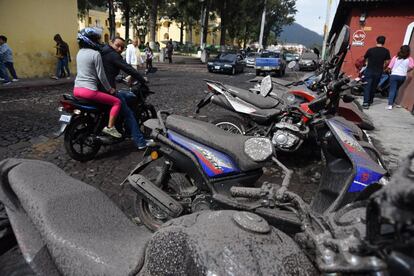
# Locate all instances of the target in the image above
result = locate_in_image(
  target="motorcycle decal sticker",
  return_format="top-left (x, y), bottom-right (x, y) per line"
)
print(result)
top-left (327, 119), bottom-right (385, 193)
top-left (168, 131), bottom-right (240, 177)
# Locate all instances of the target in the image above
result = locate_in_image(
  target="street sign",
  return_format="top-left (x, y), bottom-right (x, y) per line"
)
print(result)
top-left (352, 30), bottom-right (366, 46)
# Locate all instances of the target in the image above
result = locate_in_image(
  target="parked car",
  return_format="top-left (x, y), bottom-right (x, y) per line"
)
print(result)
top-left (245, 52), bottom-right (258, 68)
top-left (207, 53), bottom-right (245, 75)
top-left (293, 54), bottom-right (300, 61)
top-left (255, 51), bottom-right (286, 76)
top-left (285, 53), bottom-right (295, 62)
top-left (299, 52), bottom-right (318, 71)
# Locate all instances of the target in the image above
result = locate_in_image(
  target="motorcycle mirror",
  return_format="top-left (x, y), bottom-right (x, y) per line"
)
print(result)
top-left (260, 75), bottom-right (273, 97)
top-left (288, 61), bottom-right (296, 69)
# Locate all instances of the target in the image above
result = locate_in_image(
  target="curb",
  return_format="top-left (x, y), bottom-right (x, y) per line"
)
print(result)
top-left (0, 78), bottom-right (74, 92)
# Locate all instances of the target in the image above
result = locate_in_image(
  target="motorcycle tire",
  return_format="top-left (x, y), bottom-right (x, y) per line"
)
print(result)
top-left (134, 159), bottom-right (192, 232)
top-left (212, 116), bottom-right (246, 135)
top-left (0, 246), bottom-right (35, 276)
top-left (64, 116), bottom-right (101, 162)
top-left (137, 104), bottom-right (157, 137)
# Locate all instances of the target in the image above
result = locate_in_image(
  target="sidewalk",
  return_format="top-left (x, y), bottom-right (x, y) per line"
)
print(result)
top-left (0, 77), bottom-right (73, 92)
top-left (362, 97), bottom-right (414, 170)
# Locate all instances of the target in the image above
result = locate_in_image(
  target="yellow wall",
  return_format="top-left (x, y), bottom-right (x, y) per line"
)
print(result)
top-left (0, 0), bottom-right (79, 78)
top-left (79, 9), bottom-right (111, 42)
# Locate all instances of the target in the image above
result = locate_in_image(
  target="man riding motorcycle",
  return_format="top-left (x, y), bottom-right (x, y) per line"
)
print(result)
top-left (100, 36), bottom-right (151, 149)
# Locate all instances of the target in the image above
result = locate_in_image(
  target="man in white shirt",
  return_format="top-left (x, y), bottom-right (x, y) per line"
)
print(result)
top-left (125, 39), bottom-right (144, 70)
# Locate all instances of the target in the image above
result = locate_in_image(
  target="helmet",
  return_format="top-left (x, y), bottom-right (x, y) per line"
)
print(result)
top-left (77, 27), bottom-right (102, 50)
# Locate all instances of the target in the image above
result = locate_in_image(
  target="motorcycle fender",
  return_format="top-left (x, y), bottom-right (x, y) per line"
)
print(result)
top-left (289, 90), bottom-right (316, 102)
top-left (54, 113), bottom-right (73, 138)
top-left (326, 118), bottom-right (385, 190)
top-left (196, 92), bottom-right (214, 113)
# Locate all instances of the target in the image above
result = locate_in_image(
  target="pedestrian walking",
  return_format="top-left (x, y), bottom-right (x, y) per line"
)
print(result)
top-left (125, 38), bottom-right (144, 71)
top-left (167, 39), bottom-right (173, 64)
top-left (362, 36), bottom-right (391, 109)
top-left (144, 43), bottom-right (153, 74)
top-left (386, 45), bottom-right (414, 110)
top-left (0, 35), bottom-right (19, 85)
top-left (52, 34), bottom-right (71, 80)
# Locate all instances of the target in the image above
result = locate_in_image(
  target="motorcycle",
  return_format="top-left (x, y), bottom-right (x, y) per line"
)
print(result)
top-left (56, 82), bottom-right (156, 161)
top-left (197, 28), bottom-right (374, 147)
top-left (125, 74), bottom-right (388, 231)
top-left (0, 154), bottom-right (410, 275)
top-left (0, 159), bottom-right (315, 275)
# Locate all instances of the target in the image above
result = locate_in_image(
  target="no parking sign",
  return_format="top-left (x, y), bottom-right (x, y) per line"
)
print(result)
top-left (352, 30), bottom-right (366, 46)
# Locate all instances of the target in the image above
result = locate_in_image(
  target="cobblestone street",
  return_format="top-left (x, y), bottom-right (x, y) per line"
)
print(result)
top-left (0, 60), bottom-right (321, 217)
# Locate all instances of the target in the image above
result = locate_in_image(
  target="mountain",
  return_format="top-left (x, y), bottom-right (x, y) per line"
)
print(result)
top-left (278, 23), bottom-right (323, 47)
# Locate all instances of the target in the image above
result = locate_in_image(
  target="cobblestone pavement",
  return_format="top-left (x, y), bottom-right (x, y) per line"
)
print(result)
top-left (0, 62), bottom-right (321, 219)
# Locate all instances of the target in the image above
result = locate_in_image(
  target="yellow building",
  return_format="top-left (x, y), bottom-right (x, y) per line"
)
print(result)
top-left (0, 0), bottom-right (79, 78)
top-left (147, 17), bottom-right (222, 48)
top-left (78, 8), bottom-right (135, 42)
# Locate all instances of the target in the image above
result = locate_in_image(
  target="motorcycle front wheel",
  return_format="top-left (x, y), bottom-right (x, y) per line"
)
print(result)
top-left (64, 116), bottom-right (101, 161)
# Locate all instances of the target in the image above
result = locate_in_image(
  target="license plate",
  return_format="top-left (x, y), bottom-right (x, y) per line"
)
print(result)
top-left (59, 114), bottom-right (72, 123)
top-left (215, 66), bottom-right (220, 70)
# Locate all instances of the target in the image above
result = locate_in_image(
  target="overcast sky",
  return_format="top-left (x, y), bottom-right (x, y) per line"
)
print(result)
top-left (294, 0), bottom-right (340, 35)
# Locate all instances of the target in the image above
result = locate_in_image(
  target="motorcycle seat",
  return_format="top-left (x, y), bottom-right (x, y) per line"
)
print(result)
top-left (63, 94), bottom-right (108, 110)
top-left (165, 115), bottom-right (269, 172)
top-left (1, 159), bottom-right (151, 276)
top-left (224, 85), bottom-right (280, 109)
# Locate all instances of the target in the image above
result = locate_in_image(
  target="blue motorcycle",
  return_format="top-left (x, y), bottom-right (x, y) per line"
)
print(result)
top-left (125, 77), bottom-right (388, 232)
top-left (56, 82), bottom-right (156, 161)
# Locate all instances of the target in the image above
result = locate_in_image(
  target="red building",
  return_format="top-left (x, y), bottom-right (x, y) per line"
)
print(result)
top-left (329, 0), bottom-right (414, 112)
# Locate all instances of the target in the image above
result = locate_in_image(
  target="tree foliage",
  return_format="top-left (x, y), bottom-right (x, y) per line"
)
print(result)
top-left (77, 0), bottom-right (297, 47)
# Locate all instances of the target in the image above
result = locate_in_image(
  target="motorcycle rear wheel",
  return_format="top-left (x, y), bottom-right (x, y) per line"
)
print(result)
top-left (134, 159), bottom-right (192, 232)
top-left (212, 116), bottom-right (246, 135)
top-left (64, 116), bottom-right (101, 162)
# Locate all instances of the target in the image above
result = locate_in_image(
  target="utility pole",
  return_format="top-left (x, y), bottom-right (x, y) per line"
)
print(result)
top-left (258, 0), bottom-right (267, 50)
top-left (321, 0), bottom-right (333, 59)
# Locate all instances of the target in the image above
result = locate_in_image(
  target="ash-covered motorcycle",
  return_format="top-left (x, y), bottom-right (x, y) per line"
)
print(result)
top-left (125, 79), bottom-right (387, 232)
top-left (0, 153), bottom-right (410, 275)
top-left (56, 82), bottom-right (156, 161)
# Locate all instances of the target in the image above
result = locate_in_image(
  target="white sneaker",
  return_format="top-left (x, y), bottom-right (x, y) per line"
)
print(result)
top-left (0, 78), bottom-right (4, 81)
top-left (2, 81), bottom-right (12, 86)
top-left (386, 105), bottom-right (393, 110)
top-left (12, 78), bottom-right (19, 82)
top-left (50, 76), bottom-right (59, 80)
top-left (102, 127), bottom-right (122, 138)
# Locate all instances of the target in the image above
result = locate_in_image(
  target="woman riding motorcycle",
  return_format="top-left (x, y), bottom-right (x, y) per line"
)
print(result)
top-left (74, 27), bottom-right (122, 138)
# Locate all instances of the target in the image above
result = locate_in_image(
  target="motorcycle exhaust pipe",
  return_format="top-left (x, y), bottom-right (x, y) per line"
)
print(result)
top-left (128, 174), bottom-right (183, 217)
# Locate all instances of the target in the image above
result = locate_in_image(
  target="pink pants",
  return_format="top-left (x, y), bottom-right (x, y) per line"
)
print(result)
top-left (73, 87), bottom-right (121, 117)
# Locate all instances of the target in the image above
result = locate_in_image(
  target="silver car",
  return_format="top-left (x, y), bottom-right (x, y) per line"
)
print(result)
top-left (244, 52), bottom-right (258, 68)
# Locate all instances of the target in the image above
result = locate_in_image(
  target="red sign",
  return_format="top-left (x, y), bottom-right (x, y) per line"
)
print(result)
top-left (352, 30), bottom-right (366, 46)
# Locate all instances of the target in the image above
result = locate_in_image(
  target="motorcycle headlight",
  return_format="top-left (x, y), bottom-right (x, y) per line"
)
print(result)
top-left (244, 138), bottom-right (273, 162)
top-left (208, 62), bottom-right (213, 65)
